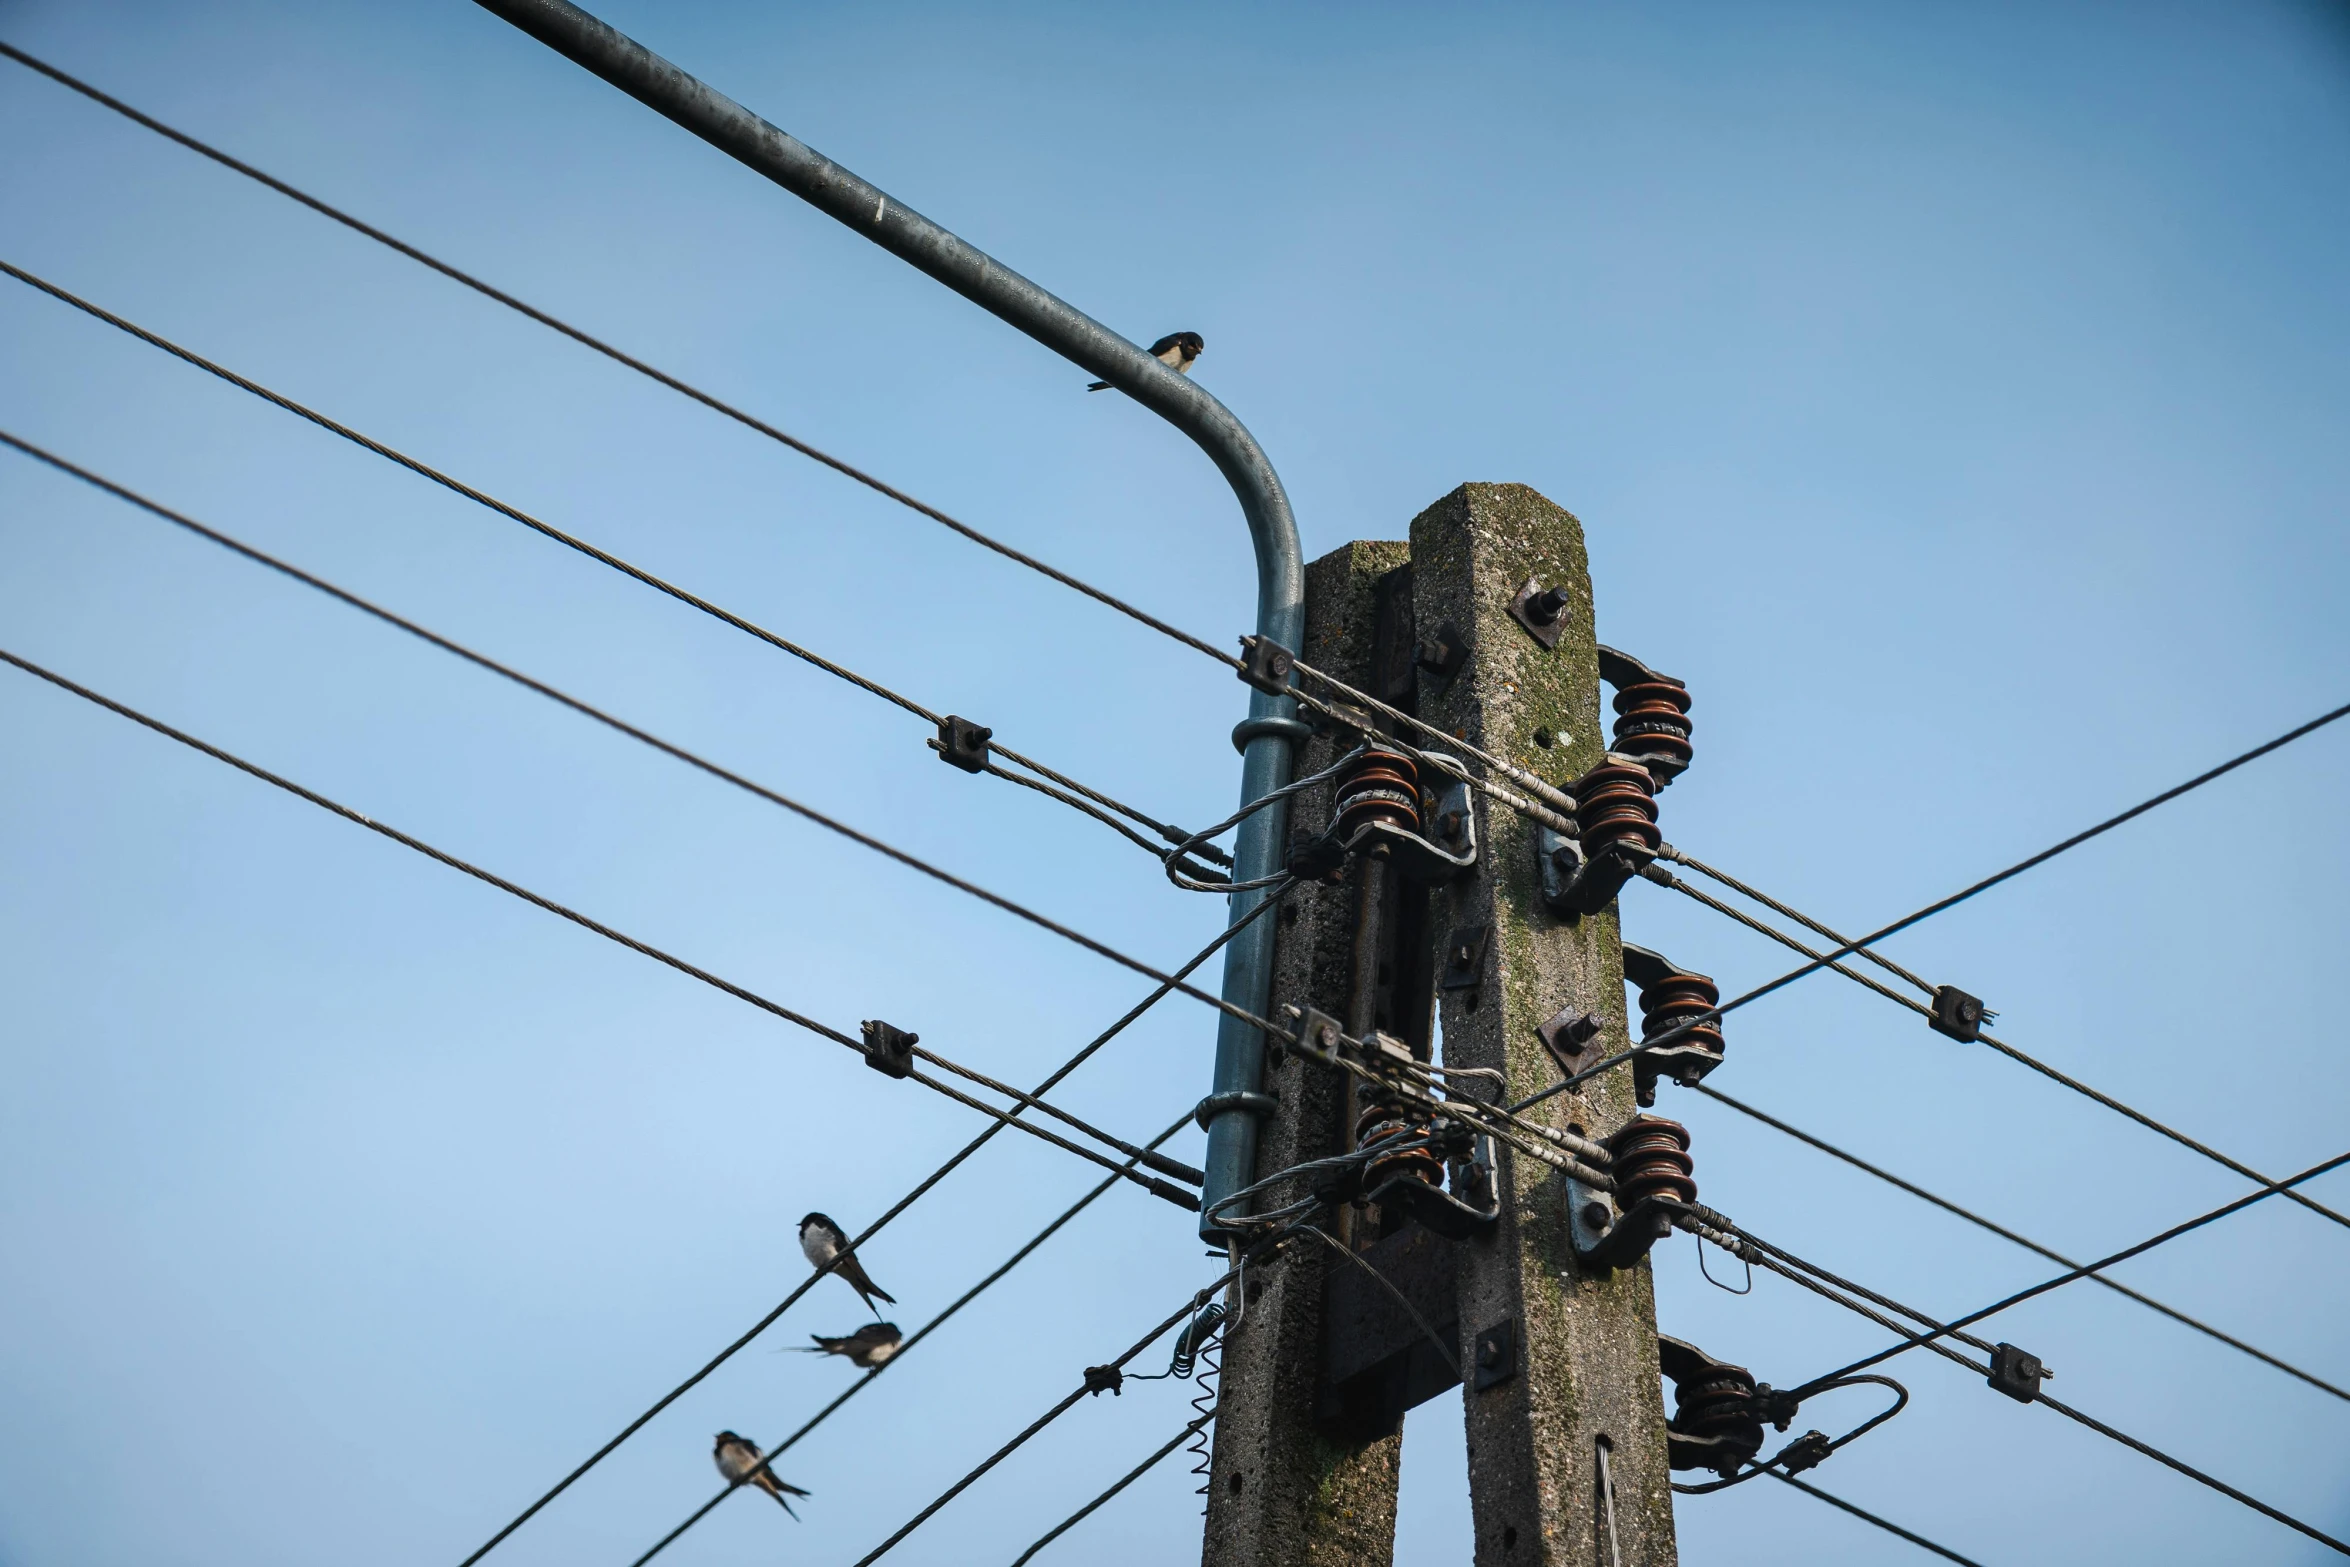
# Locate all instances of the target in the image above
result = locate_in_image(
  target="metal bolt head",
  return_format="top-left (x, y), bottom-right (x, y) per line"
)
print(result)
top-left (1477, 1339), bottom-right (1502, 1368)
top-left (1581, 1201), bottom-right (1613, 1232)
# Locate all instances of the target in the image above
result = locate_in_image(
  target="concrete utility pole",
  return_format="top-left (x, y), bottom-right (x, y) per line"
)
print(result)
top-left (1413, 484), bottom-right (1676, 1567)
top-left (1204, 486), bottom-right (1676, 1567)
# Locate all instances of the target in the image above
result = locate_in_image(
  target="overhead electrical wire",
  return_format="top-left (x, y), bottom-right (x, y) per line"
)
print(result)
top-left (1673, 1204), bottom-right (2350, 1555)
top-left (452, 885), bottom-right (1294, 1567)
top-left (627, 1111), bottom-right (1196, 1566)
top-left (0, 39), bottom-right (1233, 667)
top-left (1806, 1143), bottom-right (2350, 1388)
top-left (1763, 1473), bottom-right (1986, 1567)
top-left (842, 1256), bottom-right (1279, 1567)
top-left (1644, 855), bottom-right (2350, 1237)
top-left (1694, 1083), bottom-right (2350, 1405)
top-left (0, 47), bottom-right (1610, 848)
top-left (0, 644), bottom-right (1201, 1201)
top-left (1006, 1406), bottom-right (1222, 1567)
top-left (0, 411), bottom-right (1302, 1054)
top-left (0, 255), bottom-right (1232, 875)
top-left (1518, 693), bottom-right (2350, 1116)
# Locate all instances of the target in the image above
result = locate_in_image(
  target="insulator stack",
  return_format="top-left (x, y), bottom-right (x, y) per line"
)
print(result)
top-left (1611, 679), bottom-right (1692, 784)
top-left (1608, 1115), bottom-right (1696, 1210)
top-left (1332, 747), bottom-right (1423, 843)
top-left (1355, 1096), bottom-right (1445, 1194)
top-left (1573, 757), bottom-right (1661, 860)
top-left (1638, 969), bottom-right (1723, 1059)
top-left (1669, 1362), bottom-right (1764, 1476)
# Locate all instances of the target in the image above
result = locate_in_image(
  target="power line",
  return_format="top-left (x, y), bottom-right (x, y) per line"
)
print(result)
top-left (4, 428), bottom-right (1235, 1191)
top-left (1645, 858), bottom-right (2350, 1236)
top-left (1519, 693), bottom-right (2350, 1114)
top-left (1675, 1205), bottom-right (2350, 1556)
top-left (0, 645), bottom-right (1197, 1198)
top-left (456, 883), bottom-right (1291, 1567)
top-left (1007, 1408), bottom-right (1219, 1567)
top-left (627, 1111), bottom-right (1193, 1567)
top-left (0, 409), bottom-right (1299, 1054)
top-left (0, 40), bottom-right (1232, 668)
top-left (1694, 1083), bottom-right (2350, 1405)
top-left (1807, 1143), bottom-right (2350, 1388)
top-left (1764, 1473), bottom-right (1987, 1567)
top-left (843, 1257), bottom-right (1268, 1567)
top-left (0, 257), bottom-right (1225, 874)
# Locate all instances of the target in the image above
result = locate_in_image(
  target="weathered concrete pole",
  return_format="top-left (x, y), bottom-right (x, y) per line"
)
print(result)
top-left (1202, 541), bottom-right (1412, 1567)
top-left (1412, 484), bottom-right (1678, 1566)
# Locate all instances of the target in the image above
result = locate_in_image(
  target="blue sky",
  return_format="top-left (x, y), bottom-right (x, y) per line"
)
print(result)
top-left (1, 1), bottom-right (2345, 1563)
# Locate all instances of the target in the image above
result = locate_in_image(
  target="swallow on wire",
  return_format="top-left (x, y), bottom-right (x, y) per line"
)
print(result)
top-left (1089, 331), bottom-right (1203, 391)
top-left (802, 1321), bottom-right (904, 1370)
top-left (712, 1431), bottom-right (810, 1517)
top-left (800, 1212), bottom-right (896, 1316)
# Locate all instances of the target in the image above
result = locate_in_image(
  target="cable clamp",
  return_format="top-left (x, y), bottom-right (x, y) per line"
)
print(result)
top-left (1929, 984), bottom-right (1995, 1043)
top-left (1986, 1341), bottom-right (2048, 1402)
top-left (1082, 1364), bottom-right (1124, 1397)
top-left (860, 1019), bottom-right (918, 1079)
top-left (1236, 635), bottom-right (1297, 695)
top-left (934, 715), bottom-right (992, 773)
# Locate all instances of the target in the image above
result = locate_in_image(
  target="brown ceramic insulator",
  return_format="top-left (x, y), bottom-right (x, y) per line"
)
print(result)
top-left (1672, 1368), bottom-right (1764, 1470)
top-left (1611, 680), bottom-right (1693, 772)
top-left (1333, 748), bottom-right (1422, 841)
top-left (1574, 758), bottom-right (1661, 856)
top-left (1356, 1100), bottom-right (1445, 1191)
top-left (1609, 1115), bottom-right (1697, 1209)
top-left (1638, 970), bottom-right (1726, 1064)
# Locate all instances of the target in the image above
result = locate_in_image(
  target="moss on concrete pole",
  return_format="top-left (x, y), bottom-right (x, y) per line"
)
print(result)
top-left (1412, 484), bottom-right (1678, 1567)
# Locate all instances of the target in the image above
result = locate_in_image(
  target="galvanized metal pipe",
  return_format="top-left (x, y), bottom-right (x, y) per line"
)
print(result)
top-left (473, 0), bottom-right (1305, 1240)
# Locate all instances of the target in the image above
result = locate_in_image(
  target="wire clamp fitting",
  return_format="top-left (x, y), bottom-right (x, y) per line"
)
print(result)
top-left (1082, 1364), bottom-right (1124, 1398)
top-left (934, 714), bottom-right (992, 773)
top-left (1929, 984), bottom-right (1994, 1043)
top-left (1280, 1005), bottom-right (1350, 1068)
top-left (1237, 634), bottom-right (1297, 695)
top-left (1987, 1341), bottom-right (2048, 1403)
top-left (860, 1018), bottom-right (918, 1079)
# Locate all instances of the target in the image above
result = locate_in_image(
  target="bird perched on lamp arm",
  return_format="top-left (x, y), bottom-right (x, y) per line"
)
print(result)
top-left (1089, 331), bottom-right (1203, 391)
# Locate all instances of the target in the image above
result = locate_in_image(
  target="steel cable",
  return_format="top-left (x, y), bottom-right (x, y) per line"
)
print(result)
top-left (625, 1112), bottom-right (1195, 1566)
top-left (0, 257), bottom-right (1221, 867)
top-left (1007, 1408), bottom-right (1219, 1567)
top-left (1764, 1473), bottom-right (1987, 1567)
top-left (447, 885), bottom-right (1289, 1567)
top-left (1695, 1082), bottom-right (2350, 1404)
top-left (843, 1253), bottom-right (1279, 1567)
top-left (1674, 1205), bottom-right (2350, 1556)
top-left (0, 424), bottom-right (1297, 1047)
top-left (0, 644), bottom-right (1214, 1204)
top-left (1644, 859), bottom-right (2350, 1235)
top-left (0, 40), bottom-right (1234, 668)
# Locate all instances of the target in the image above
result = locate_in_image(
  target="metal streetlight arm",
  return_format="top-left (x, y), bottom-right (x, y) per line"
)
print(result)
top-left (473, 0), bottom-right (1305, 1240)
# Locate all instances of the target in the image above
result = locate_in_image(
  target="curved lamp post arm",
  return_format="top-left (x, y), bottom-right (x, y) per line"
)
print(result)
top-left (474, 0), bottom-right (1304, 1240)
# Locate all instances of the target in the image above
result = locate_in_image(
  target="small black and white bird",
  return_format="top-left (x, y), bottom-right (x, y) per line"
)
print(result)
top-left (803, 1321), bottom-right (903, 1370)
top-left (712, 1431), bottom-right (810, 1518)
top-left (799, 1212), bottom-right (896, 1316)
top-left (1089, 331), bottom-right (1203, 391)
